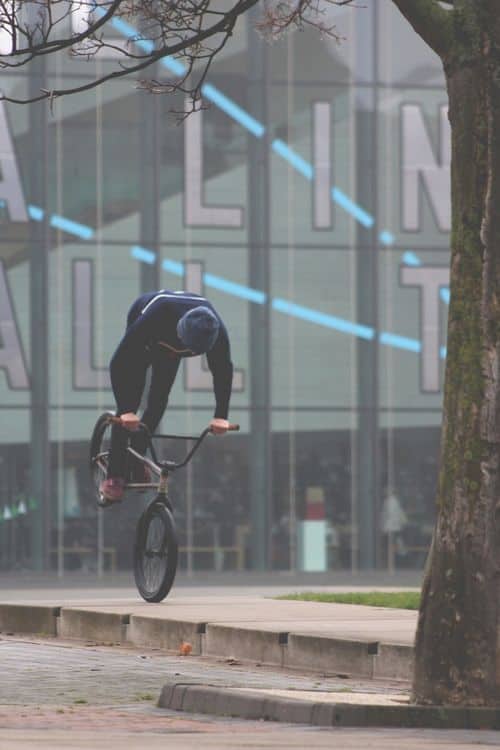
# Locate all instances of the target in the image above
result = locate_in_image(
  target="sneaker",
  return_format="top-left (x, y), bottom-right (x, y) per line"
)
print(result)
top-left (98, 477), bottom-right (125, 507)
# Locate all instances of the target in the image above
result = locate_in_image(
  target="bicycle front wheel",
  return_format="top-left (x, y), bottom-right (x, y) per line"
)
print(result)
top-left (133, 498), bottom-right (178, 603)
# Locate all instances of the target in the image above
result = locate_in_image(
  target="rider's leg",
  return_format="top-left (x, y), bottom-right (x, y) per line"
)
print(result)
top-left (130, 353), bottom-right (180, 456)
top-left (126, 355), bottom-right (179, 484)
top-left (106, 421), bottom-right (129, 478)
top-left (106, 295), bottom-right (148, 479)
top-left (100, 296), bottom-right (151, 502)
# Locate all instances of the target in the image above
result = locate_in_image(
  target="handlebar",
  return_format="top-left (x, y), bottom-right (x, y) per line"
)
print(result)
top-left (107, 416), bottom-right (239, 471)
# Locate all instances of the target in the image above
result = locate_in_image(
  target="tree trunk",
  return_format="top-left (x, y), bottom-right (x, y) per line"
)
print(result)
top-left (413, 4), bottom-right (500, 706)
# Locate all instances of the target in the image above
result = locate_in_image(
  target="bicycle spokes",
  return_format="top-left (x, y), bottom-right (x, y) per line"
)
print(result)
top-left (142, 512), bottom-right (169, 593)
top-left (146, 516), bottom-right (167, 556)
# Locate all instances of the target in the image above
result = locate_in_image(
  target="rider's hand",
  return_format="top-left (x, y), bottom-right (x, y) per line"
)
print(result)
top-left (210, 418), bottom-right (229, 435)
top-left (120, 412), bottom-right (140, 431)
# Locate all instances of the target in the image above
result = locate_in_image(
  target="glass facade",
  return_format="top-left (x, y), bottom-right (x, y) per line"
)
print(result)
top-left (0, 3), bottom-right (449, 574)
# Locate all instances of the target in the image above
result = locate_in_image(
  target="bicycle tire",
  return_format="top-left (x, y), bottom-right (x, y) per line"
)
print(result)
top-left (133, 497), bottom-right (178, 603)
top-left (89, 411), bottom-right (115, 502)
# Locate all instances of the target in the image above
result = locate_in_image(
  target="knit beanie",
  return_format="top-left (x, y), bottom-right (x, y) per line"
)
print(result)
top-left (176, 306), bottom-right (220, 354)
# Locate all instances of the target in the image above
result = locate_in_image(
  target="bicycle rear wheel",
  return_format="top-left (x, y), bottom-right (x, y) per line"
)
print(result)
top-left (89, 411), bottom-right (115, 504)
top-left (134, 497), bottom-right (178, 603)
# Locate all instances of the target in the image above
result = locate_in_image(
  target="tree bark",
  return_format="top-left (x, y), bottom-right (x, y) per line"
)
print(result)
top-left (390, 0), bottom-right (453, 57)
top-left (411, 1), bottom-right (500, 706)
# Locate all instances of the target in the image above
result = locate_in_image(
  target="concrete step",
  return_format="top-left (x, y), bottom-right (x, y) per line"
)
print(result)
top-left (158, 679), bottom-right (500, 730)
top-left (0, 602), bottom-right (414, 682)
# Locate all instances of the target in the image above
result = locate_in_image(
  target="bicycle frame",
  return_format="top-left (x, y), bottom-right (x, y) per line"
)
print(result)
top-left (100, 418), bottom-right (238, 497)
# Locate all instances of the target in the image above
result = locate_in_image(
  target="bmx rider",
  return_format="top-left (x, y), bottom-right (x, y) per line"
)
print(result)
top-left (100, 289), bottom-right (234, 503)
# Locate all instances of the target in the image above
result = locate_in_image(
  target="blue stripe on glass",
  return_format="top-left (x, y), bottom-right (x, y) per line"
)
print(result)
top-left (28, 204), bottom-right (44, 221)
top-left (109, 14), bottom-right (184, 72)
top-left (162, 258), bottom-right (184, 276)
top-left (131, 246), bottom-right (156, 264)
top-left (130, 248), bottom-right (440, 356)
top-left (440, 287), bottom-right (450, 304)
top-left (204, 273), bottom-right (266, 304)
top-left (440, 346), bottom-right (447, 359)
top-left (109, 16), bottom-right (141, 41)
top-left (201, 83), bottom-right (265, 138)
top-left (272, 140), bottom-right (314, 180)
top-left (331, 187), bottom-right (374, 228)
top-left (50, 214), bottom-right (94, 240)
top-left (161, 56), bottom-right (186, 76)
top-left (403, 251), bottom-right (421, 266)
top-left (379, 332), bottom-right (421, 353)
top-left (102, 10), bottom-right (385, 240)
top-left (130, 249), bottom-right (184, 275)
top-left (103, 9), bottom-right (390, 241)
top-left (111, 23), bottom-right (155, 55)
top-left (136, 38), bottom-right (154, 54)
top-left (379, 231), bottom-right (395, 246)
top-left (105, 16), bottom-right (261, 131)
top-left (272, 298), bottom-right (374, 340)
top-left (403, 253), bottom-right (450, 305)
top-left (29, 11), bottom-right (444, 359)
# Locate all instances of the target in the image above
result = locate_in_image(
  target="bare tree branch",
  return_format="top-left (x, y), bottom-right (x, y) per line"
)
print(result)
top-left (391, 0), bottom-right (454, 59)
top-left (0, 0), bottom-right (124, 57)
top-left (257, 0), bottom-right (352, 42)
top-left (0, 0), bottom-right (261, 103)
top-left (0, 0), bottom-right (357, 105)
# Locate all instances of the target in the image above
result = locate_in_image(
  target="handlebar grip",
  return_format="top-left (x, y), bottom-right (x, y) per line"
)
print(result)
top-left (208, 423), bottom-right (240, 434)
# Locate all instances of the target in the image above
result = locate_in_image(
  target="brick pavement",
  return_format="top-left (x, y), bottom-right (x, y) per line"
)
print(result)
top-left (1, 637), bottom-right (499, 749)
top-left (0, 635), bottom-right (321, 739)
top-left (0, 634), bottom-right (406, 706)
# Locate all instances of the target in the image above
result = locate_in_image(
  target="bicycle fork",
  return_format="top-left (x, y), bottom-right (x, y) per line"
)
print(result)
top-left (156, 462), bottom-right (177, 512)
top-left (158, 469), bottom-right (169, 496)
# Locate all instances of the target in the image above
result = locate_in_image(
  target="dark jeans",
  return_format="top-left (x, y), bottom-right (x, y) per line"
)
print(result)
top-left (107, 422), bottom-right (149, 480)
top-left (107, 299), bottom-right (180, 479)
top-left (107, 350), bottom-right (180, 478)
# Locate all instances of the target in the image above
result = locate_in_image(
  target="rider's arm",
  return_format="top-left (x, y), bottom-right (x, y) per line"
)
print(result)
top-left (110, 302), bottom-right (165, 415)
top-left (206, 322), bottom-right (234, 420)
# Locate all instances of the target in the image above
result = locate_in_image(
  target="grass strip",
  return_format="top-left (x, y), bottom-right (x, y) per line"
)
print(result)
top-left (276, 591), bottom-right (420, 610)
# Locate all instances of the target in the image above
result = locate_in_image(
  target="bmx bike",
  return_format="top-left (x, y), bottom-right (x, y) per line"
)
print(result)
top-left (89, 412), bottom-right (239, 603)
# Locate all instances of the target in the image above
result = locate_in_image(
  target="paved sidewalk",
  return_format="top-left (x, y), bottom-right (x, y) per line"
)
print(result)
top-left (0, 586), bottom-right (418, 643)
